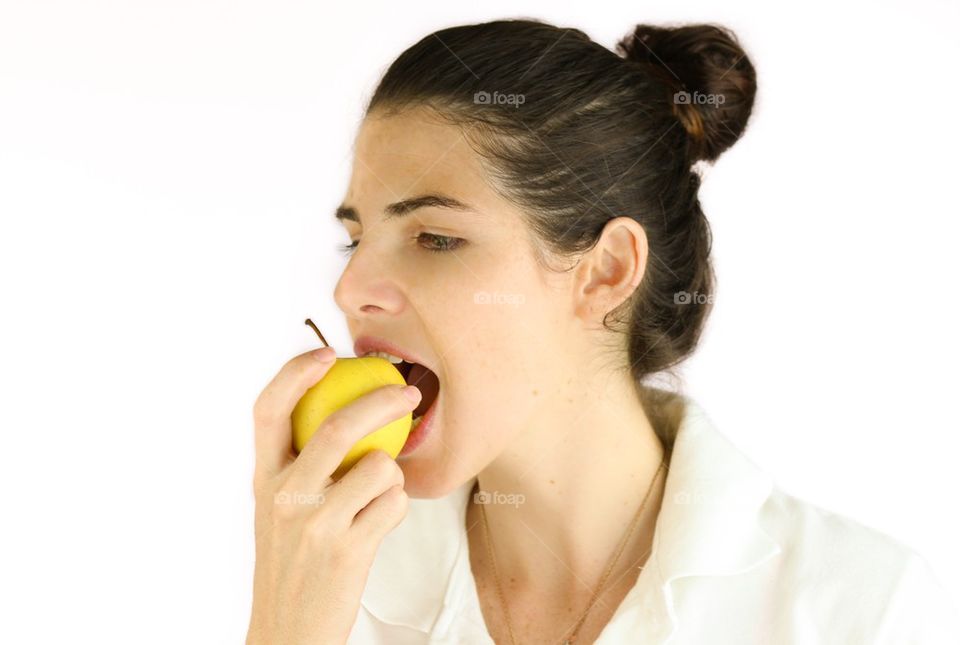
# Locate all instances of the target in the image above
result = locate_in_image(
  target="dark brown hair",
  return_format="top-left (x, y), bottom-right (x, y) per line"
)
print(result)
top-left (366, 19), bottom-right (757, 446)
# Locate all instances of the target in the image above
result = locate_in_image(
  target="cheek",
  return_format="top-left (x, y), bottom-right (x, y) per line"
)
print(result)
top-left (415, 237), bottom-right (566, 441)
top-left (437, 278), bottom-right (562, 420)
top-left (441, 318), bottom-right (557, 437)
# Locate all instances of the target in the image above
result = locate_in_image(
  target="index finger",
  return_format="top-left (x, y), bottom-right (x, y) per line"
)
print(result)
top-left (252, 347), bottom-right (337, 480)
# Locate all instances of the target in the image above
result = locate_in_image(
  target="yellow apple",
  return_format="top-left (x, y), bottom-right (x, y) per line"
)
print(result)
top-left (291, 355), bottom-right (412, 480)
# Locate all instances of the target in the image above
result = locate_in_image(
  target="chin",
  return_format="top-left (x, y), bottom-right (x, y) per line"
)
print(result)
top-left (398, 458), bottom-right (466, 499)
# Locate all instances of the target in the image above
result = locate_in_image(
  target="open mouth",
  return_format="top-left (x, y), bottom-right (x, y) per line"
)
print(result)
top-left (396, 360), bottom-right (440, 419)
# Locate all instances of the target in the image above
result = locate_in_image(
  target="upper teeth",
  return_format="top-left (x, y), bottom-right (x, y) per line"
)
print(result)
top-left (362, 350), bottom-right (404, 364)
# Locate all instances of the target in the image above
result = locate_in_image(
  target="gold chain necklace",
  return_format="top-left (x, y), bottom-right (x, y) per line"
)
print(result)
top-left (476, 457), bottom-right (667, 645)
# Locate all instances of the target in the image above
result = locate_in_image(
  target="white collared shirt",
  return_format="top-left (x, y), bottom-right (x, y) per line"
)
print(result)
top-left (348, 395), bottom-right (960, 644)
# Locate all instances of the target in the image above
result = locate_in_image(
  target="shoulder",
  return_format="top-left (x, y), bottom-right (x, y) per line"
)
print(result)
top-left (760, 488), bottom-right (915, 579)
top-left (757, 487), bottom-right (959, 643)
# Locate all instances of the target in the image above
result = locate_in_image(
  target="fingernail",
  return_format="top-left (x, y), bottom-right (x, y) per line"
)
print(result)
top-left (402, 385), bottom-right (421, 402)
top-left (313, 347), bottom-right (336, 362)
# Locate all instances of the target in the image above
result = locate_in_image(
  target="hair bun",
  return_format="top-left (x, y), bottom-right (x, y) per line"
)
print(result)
top-left (616, 23), bottom-right (757, 164)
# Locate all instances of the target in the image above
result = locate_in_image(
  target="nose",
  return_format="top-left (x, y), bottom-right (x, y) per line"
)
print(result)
top-left (333, 247), bottom-right (405, 318)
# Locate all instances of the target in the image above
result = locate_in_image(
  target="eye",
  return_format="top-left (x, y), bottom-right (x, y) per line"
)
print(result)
top-left (417, 232), bottom-right (466, 253)
top-left (337, 233), bottom-right (466, 256)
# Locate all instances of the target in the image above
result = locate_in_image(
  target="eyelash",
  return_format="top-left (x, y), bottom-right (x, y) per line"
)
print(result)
top-left (338, 233), bottom-right (466, 256)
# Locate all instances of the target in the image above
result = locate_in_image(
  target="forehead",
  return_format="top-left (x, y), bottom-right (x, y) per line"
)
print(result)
top-left (345, 107), bottom-right (497, 214)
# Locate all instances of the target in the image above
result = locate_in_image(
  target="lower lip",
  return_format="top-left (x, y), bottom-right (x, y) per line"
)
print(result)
top-left (399, 393), bottom-right (438, 456)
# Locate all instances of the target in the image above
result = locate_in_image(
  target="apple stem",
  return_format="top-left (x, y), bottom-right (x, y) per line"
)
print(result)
top-left (304, 318), bottom-right (330, 348)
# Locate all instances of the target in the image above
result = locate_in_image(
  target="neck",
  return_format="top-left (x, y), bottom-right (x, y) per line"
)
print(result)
top-left (466, 364), bottom-right (670, 593)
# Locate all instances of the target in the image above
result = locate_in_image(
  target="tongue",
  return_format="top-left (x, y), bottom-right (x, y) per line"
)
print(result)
top-left (406, 363), bottom-right (439, 417)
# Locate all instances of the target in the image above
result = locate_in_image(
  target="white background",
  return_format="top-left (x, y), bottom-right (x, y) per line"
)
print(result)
top-left (1, 0), bottom-right (958, 642)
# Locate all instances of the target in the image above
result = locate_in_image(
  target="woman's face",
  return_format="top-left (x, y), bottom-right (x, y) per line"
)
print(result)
top-left (333, 107), bottom-right (581, 498)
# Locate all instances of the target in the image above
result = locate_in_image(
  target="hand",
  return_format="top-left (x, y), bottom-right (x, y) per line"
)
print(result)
top-left (245, 348), bottom-right (422, 645)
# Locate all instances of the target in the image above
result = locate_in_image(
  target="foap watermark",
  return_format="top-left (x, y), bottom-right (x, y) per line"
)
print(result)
top-left (473, 90), bottom-right (525, 108)
top-left (473, 489), bottom-right (526, 508)
top-left (274, 490), bottom-right (326, 508)
top-left (672, 489), bottom-right (709, 505)
top-left (674, 290), bottom-right (714, 305)
top-left (673, 90), bottom-right (725, 108)
top-left (474, 290), bottom-right (525, 307)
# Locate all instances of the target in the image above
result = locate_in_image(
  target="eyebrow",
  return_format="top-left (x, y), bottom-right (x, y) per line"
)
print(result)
top-left (335, 193), bottom-right (478, 224)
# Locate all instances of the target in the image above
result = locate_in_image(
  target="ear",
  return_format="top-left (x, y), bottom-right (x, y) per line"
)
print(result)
top-left (573, 217), bottom-right (647, 325)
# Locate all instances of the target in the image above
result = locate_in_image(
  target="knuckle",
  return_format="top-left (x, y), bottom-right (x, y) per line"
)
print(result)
top-left (388, 483), bottom-right (409, 506)
top-left (253, 461), bottom-right (280, 489)
top-left (364, 449), bottom-right (402, 483)
top-left (251, 402), bottom-right (267, 428)
top-left (364, 447), bottom-right (392, 467)
top-left (381, 485), bottom-right (410, 516)
top-left (282, 353), bottom-right (302, 373)
top-left (319, 414), bottom-right (350, 447)
top-left (293, 354), bottom-right (314, 379)
top-left (271, 492), bottom-right (301, 521)
top-left (252, 395), bottom-right (278, 429)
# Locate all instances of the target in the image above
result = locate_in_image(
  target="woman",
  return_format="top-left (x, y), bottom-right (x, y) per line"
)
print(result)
top-left (246, 19), bottom-right (957, 644)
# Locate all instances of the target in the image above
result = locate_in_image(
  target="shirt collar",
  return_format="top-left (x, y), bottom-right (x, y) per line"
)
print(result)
top-left (621, 394), bottom-right (783, 642)
top-left (360, 392), bottom-right (782, 640)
